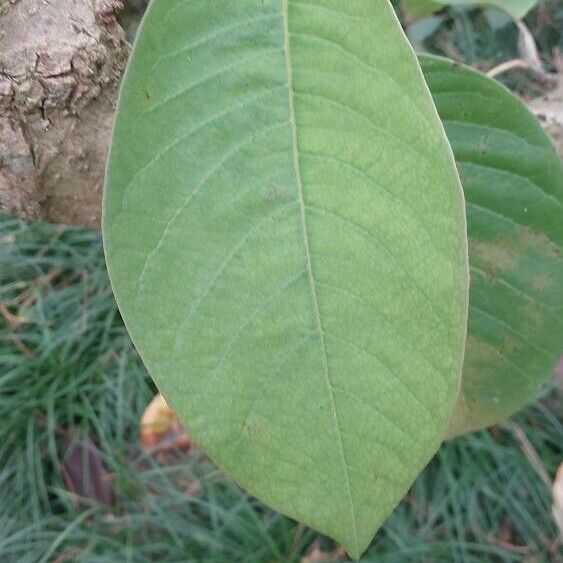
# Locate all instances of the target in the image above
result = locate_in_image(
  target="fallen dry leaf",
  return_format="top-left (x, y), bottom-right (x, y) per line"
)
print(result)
top-left (301, 539), bottom-right (347, 562)
top-left (140, 393), bottom-right (191, 453)
top-left (60, 427), bottom-right (113, 506)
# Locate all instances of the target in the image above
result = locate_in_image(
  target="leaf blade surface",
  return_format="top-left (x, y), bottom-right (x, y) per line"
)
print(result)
top-left (104, 2), bottom-right (469, 555)
top-left (421, 55), bottom-right (563, 436)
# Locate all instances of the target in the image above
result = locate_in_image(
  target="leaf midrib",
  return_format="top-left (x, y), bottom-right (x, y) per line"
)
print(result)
top-left (281, 0), bottom-right (359, 551)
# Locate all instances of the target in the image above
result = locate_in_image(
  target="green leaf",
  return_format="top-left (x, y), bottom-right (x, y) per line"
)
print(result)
top-left (403, 0), bottom-right (538, 19)
top-left (420, 55), bottom-right (563, 436)
top-left (104, 1), bottom-right (468, 556)
top-left (402, 0), bottom-right (444, 21)
top-left (407, 16), bottom-right (445, 46)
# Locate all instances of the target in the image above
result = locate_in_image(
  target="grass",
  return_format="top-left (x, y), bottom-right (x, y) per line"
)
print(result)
top-left (2, 1), bottom-right (563, 561)
top-left (0, 220), bottom-right (561, 562)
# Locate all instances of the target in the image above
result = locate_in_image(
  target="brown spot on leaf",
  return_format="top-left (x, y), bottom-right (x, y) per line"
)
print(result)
top-left (476, 135), bottom-right (491, 155)
top-left (244, 419), bottom-right (266, 437)
top-left (471, 226), bottom-right (560, 282)
top-left (524, 300), bottom-right (543, 329)
top-left (531, 272), bottom-right (551, 293)
top-left (470, 238), bottom-right (518, 279)
top-left (464, 335), bottom-right (504, 370)
top-left (501, 336), bottom-right (519, 355)
top-left (516, 226), bottom-right (560, 259)
top-left (264, 187), bottom-right (284, 201)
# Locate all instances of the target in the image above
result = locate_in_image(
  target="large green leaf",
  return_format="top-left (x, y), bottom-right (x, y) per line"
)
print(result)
top-left (420, 55), bottom-right (563, 436)
top-left (104, 0), bottom-right (468, 556)
top-left (403, 0), bottom-right (538, 19)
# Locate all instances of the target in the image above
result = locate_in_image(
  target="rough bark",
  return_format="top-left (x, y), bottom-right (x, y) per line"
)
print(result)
top-left (0, 0), bottom-right (128, 229)
top-left (0, 1), bottom-right (561, 230)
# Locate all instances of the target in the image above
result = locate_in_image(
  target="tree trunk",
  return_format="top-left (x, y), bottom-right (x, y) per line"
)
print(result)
top-left (0, 0), bottom-right (129, 229)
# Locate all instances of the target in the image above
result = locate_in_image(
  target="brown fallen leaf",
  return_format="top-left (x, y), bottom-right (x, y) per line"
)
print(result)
top-left (60, 427), bottom-right (113, 506)
top-left (553, 463), bottom-right (563, 539)
top-left (301, 539), bottom-right (347, 562)
top-left (140, 393), bottom-right (191, 453)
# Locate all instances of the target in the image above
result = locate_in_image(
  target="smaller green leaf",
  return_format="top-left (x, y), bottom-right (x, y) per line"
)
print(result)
top-left (402, 0), bottom-right (444, 21)
top-left (403, 0), bottom-right (538, 19)
top-left (420, 55), bottom-right (563, 436)
top-left (483, 8), bottom-right (512, 29)
top-left (407, 16), bottom-right (445, 46)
